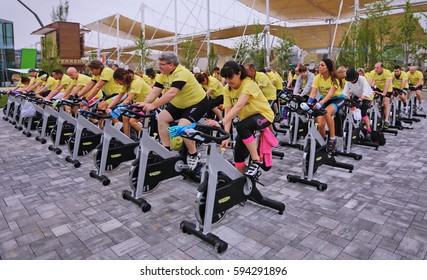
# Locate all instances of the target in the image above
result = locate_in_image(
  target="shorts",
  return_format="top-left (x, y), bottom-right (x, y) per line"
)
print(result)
top-left (409, 85), bottom-right (423, 91)
top-left (165, 96), bottom-right (209, 123)
top-left (321, 97), bottom-right (345, 113)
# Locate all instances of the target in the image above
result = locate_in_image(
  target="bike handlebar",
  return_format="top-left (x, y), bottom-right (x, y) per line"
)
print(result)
top-left (181, 124), bottom-right (230, 144)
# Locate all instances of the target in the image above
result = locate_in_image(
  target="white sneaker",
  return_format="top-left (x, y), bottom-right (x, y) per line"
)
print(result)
top-left (186, 153), bottom-right (201, 170)
top-left (113, 122), bottom-right (123, 130)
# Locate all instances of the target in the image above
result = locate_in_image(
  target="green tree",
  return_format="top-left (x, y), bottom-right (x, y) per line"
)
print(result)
top-left (338, 0), bottom-right (394, 69)
top-left (233, 36), bottom-right (251, 64)
top-left (273, 30), bottom-right (295, 71)
top-left (233, 24), bottom-right (267, 68)
top-left (365, 0), bottom-right (392, 63)
top-left (134, 30), bottom-right (151, 71)
top-left (207, 44), bottom-right (218, 73)
top-left (247, 25), bottom-right (266, 68)
top-left (179, 40), bottom-right (197, 70)
top-left (390, 1), bottom-right (426, 66)
top-left (88, 50), bottom-right (98, 61)
top-left (51, 0), bottom-right (70, 22)
top-left (40, 36), bottom-right (62, 73)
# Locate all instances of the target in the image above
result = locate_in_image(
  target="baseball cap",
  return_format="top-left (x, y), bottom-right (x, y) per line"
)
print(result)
top-left (28, 68), bottom-right (37, 73)
top-left (345, 67), bottom-right (359, 81)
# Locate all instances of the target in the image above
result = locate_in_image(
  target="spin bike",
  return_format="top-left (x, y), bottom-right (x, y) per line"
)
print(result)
top-left (82, 106), bottom-right (139, 186)
top-left (122, 111), bottom-right (204, 212)
top-left (35, 99), bottom-right (61, 144)
top-left (279, 92), bottom-right (308, 150)
top-left (287, 103), bottom-right (354, 191)
top-left (388, 89), bottom-right (413, 130)
top-left (335, 97), bottom-right (379, 160)
top-left (65, 107), bottom-right (104, 168)
top-left (407, 86), bottom-right (426, 119)
top-left (180, 125), bottom-right (285, 253)
top-left (47, 99), bottom-right (81, 154)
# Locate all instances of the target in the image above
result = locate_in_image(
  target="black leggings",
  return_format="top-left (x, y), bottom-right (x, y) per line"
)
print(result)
top-left (234, 114), bottom-right (271, 164)
top-left (206, 95), bottom-right (223, 119)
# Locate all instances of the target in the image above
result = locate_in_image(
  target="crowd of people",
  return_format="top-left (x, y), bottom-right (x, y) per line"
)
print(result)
top-left (5, 53), bottom-right (426, 176)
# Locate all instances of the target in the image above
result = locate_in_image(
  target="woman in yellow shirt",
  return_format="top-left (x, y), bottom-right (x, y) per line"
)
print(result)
top-left (308, 58), bottom-right (344, 152)
top-left (109, 68), bottom-right (152, 136)
top-left (205, 61), bottom-right (274, 177)
top-left (195, 72), bottom-right (224, 120)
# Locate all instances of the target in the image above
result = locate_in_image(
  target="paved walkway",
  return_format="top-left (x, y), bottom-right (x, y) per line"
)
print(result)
top-left (0, 99), bottom-right (427, 260)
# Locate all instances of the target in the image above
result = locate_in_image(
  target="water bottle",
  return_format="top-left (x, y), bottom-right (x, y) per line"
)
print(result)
top-left (300, 102), bottom-right (313, 115)
top-left (354, 108), bottom-right (362, 121)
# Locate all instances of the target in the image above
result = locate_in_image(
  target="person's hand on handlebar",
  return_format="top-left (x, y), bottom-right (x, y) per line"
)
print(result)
top-left (221, 139), bottom-right (230, 149)
top-left (204, 119), bottom-right (220, 127)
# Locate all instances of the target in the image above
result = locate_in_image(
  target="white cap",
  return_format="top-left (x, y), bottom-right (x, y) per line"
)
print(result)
top-left (193, 67), bottom-right (201, 74)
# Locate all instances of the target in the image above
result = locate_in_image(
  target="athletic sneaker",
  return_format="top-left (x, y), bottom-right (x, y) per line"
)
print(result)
top-left (326, 138), bottom-right (337, 153)
top-left (383, 121), bottom-right (389, 129)
top-left (245, 160), bottom-right (262, 177)
top-left (365, 131), bottom-right (372, 141)
top-left (418, 105), bottom-right (423, 112)
top-left (114, 122), bottom-right (123, 130)
top-left (187, 153), bottom-right (201, 170)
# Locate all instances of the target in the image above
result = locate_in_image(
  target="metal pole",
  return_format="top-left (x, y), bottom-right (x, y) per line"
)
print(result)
top-left (116, 13), bottom-right (120, 64)
top-left (327, 18), bottom-right (332, 57)
top-left (207, 0), bottom-right (210, 64)
top-left (97, 20), bottom-right (100, 60)
top-left (141, 2), bottom-right (146, 71)
top-left (266, 0), bottom-right (270, 68)
top-left (174, 0), bottom-right (178, 55)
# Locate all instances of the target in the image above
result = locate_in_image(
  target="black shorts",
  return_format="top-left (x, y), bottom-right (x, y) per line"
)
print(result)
top-left (409, 85), bottom-right (423, 91)
top-left (40, 90), bottom-right (51, 97)
top-left (165, 96), bottom-right (209, 123)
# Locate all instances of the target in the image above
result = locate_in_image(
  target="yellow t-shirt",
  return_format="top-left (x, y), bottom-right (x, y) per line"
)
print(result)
top-left (155, 64), bottom-right (206, 109)
top-left (223, 77), bottom-right (274, 122)
top-left (92, 67), bottom-right (122, 97)
top-left (142, 75), bottom-right (152, 85)
top-left (274, 71), bottom-right (284, 90)
top-left (122, 78), bottom-right (152, 103)
top-left (407, 70), bottom-right (423, 85)
top-left (17, 80), bottom-right (26, 88)
top-left (254, 72), bottom-right (276, 101)
top-left (202, 76), bottom-right (224, 99)
top-left (42, 76), bottom-right (59, 91)
top-left (57, 74), bottom-right (73, 91)
top-left (392, 71), bottom-right (409, 89)
top-left (312, 74), bottom-right (343, 97)
top-left (369, 69), bottom-right (393, 92)
top-left (74, 73), bottom-right (102, 98)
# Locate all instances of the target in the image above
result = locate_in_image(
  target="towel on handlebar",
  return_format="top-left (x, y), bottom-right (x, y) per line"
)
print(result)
top-left (168, 123), bottom-right (197, 138)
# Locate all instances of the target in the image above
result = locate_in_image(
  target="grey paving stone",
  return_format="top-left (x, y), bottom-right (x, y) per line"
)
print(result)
top-left (370, 247), bottom-right (402, 260)
top-left (299, 235), bottom-right (329, 252)
top-left (0, 244), bottom-right (35, 260)
top-left (342, 239), bottom-right (376, 260)
top-left (29, 236), bottom-right (61, 256)
top-left (274, 245), bottom-right (309, 260)
top-left (55, 239), bottom-right (92, 260)
top-left (396, 235), bottom-right (427, 259)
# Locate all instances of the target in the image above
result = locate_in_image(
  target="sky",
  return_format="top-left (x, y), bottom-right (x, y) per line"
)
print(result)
top-left (0, 0), bottom-right (272, 50)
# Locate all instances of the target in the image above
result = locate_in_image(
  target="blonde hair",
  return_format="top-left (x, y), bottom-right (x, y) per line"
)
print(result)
top-left (11, 74), bottom-right (21, 81)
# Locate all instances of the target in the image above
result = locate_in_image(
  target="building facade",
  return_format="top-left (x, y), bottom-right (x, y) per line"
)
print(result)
top-left (0, 19), bottom-right (15, 86)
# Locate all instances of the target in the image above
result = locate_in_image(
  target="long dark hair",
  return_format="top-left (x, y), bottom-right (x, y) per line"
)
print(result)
top-left (220, 61), bottom-right (248, 80)
top-left (321, 58), bottom-right (341, 88)
top-left (113, 68), bottom-right (133, 90)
